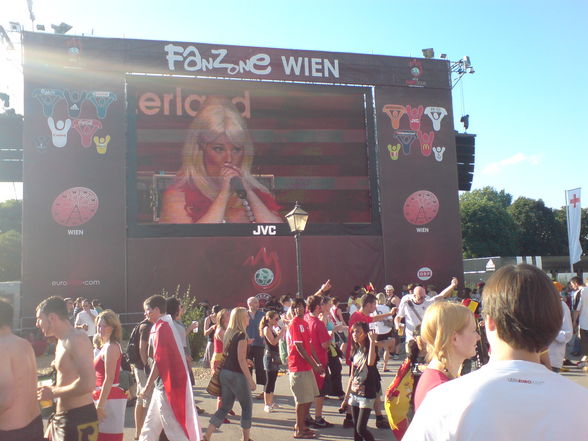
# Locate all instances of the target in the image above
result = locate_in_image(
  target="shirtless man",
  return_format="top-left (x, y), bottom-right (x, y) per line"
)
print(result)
top-left (0, 298), bottom-right (44, 441)
top-left (36, 296), bottom-right (98, 441)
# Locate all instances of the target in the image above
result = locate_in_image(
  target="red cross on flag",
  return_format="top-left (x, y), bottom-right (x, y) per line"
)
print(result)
top-left (566, 188), bottom-right (582, 266)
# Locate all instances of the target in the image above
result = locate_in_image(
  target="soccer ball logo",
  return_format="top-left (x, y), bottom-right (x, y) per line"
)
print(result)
top-left (254, 268), bottom-right (274, 287)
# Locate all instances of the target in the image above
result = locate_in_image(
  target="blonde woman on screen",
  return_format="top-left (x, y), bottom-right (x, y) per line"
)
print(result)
top-left (159, 96), bottom-right (282, 224)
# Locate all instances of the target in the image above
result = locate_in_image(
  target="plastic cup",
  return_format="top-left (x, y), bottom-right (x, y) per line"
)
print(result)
top-left (38, 379), bottom-right (53, 409)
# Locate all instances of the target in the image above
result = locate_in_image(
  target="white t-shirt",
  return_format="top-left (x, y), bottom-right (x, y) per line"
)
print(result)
top-left (396, 296), bottom-right (435, 340)
top-left (404, 359), bottom-right (588, 441)
top-left (370, 305), bottom-right (392, 334)
top-left (74, 309), bottom-right (98, 337)
top-left (548, 301), bottom-right (573, 369)
top-left (575, 287), bottom-right (588, 329)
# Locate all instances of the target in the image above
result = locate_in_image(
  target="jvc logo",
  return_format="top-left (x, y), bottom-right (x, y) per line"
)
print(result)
top-left (252, 225), bottom-right (277, 236)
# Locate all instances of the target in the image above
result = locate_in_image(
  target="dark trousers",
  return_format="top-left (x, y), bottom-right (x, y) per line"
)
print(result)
top-left (580, 328), bottom-right (588, 357)
top-left (248, 345), bottom-right (267, 386)
top-left (265, 370), bottom-right (278, 394)
top-left (352, 406), bottom-right (375, 441)
top-left (326, 352), bottom-right (345, 396)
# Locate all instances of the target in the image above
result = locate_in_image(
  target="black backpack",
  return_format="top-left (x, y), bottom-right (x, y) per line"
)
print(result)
top-left (126, 319), bottom-right (151, 369)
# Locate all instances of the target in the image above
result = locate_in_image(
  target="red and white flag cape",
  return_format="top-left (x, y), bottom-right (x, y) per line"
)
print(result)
top-left (152, 315), bottom-right (201, 441)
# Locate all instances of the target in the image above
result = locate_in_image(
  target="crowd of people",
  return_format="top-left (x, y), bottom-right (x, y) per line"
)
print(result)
top-left (1, 265), bottom-right (588, 440)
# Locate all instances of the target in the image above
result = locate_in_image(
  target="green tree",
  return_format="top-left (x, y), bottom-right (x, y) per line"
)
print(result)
top-left (460, 186), bottom-right (512, 209)
top-left (460, 198), bottom-right (519, 258)
top-left (507, 197), bottom-right (564, 255)
top-left (0, 199), bottom-right (22, 233)
top-left (0, 230), bottom-right (21, 281)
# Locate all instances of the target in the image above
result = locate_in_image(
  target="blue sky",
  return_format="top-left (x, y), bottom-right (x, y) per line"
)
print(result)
top-left (2, 0), bottom-right (587, 208)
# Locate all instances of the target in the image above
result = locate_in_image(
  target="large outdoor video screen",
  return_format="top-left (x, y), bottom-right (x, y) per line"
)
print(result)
top-left (127, 76), bottom-right (377, 236)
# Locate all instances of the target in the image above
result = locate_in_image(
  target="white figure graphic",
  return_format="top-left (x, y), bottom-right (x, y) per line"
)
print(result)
top-left (424, 107), bottom-right (447, 131)
top-left (432, 146), bottom-right (446, 162)
top-left (47, 117), bottom-right (72, 148)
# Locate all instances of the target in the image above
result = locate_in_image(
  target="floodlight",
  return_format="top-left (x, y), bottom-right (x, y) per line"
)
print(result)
top-left (9, 22), bottom-right (22, 32)
top-left (51, 22), bottom-right (72, 34)
top-left (36, 24), bottom-right (46, 31)
top-left (440, 53), bottom-right (447, 59)
top-left (0, 93), bottom-right (9, 107)
top-left (462, 56), bottom-right (471, 68)
top-left (422, 48), bottom-right (435, 59)
top-left (460, 115), bottom-right (470, 131)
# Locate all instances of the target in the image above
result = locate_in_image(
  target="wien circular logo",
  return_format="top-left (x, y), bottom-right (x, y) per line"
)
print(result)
top-left (403, 190), bottom-right (439, 225)
top-left (51, 187), bottom-right (99, 227)
top-left (417, 267), bottom-right (433, 281)
top-left (254, 268), bottom-right (275, 287)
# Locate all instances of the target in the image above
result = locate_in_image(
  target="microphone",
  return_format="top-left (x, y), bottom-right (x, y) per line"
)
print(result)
top-left (230, 177), bottom-right (247, 199)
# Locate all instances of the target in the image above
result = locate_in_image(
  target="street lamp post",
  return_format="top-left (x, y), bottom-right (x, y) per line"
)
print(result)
top-left (285, 202), bottom-right (309, 298)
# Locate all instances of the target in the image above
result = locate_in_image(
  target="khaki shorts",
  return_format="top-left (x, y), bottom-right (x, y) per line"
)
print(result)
top-left (134, 365), bottom-right (152, 408)
top-left (289, 370), bottom-right (319, 405)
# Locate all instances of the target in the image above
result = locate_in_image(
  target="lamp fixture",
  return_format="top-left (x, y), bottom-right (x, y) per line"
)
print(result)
top-left (51, 22), bottom-right (72, 34)
top-left (422, 48), bottom-right (435, 59)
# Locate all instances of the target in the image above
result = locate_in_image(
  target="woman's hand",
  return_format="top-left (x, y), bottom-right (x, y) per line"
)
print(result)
top-left (219, 163), bottom-right (242, 192)
top-left (246, 359), bottom-right (254, 369)
top-left (368, 330), bottom-right (378, 344)
top-left (249, 378), bottom-right (256, 391)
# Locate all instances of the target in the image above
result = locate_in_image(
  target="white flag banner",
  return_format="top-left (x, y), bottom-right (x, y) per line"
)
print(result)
top-left (566, 188), bottom-right (582, 265)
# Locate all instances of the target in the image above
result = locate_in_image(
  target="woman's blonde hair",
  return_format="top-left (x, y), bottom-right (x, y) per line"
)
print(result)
top-left (223, 307), bottom-right (248, 348)
top-left (216, 308), bottom-right (230, 330)
top-left (420, 302), bottom-right (473, 371)
top-left (175, 96), bottom-right (269, 201)
top-left (95, 309), bottom-right (122, 344)
top-left (376, 293), bottom-right (386, 305)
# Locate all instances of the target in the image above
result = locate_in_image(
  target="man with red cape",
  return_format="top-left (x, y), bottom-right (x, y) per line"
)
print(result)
top-left (138, 295), bottom-right (201, 441)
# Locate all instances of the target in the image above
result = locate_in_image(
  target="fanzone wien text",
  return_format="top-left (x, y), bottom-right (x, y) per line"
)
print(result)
top-left (164, 44), bottom-right (340, 78)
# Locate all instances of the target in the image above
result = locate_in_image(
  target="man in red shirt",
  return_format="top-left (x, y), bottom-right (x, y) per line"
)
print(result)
top-left (288, 297), bottom-right (325, 439)
top-left (347, 293), bottom-right (396, 363)
top-left (304, 295), bottom-right (334, 429)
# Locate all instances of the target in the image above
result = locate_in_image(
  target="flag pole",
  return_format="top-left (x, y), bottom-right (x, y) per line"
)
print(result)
top-left (565, 190), bottom-right (574, 273)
